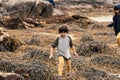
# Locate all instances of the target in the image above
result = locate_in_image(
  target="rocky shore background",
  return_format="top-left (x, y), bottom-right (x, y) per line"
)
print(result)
top-left (0, 0), bottom-right (120, 80)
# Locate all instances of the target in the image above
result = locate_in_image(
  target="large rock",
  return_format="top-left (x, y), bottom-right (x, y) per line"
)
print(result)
top-left (2, 1), bottom-right (53, 18)
top-left (0, 72), bottom-right (25, 80)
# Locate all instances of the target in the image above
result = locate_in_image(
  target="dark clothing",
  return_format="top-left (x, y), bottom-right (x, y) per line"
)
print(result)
top-left (48, 0), bottom-right (55, 8)
top-left (108, 4), bottom-right (120, 36)
top-left (108, 15), bottom-right (120, 35)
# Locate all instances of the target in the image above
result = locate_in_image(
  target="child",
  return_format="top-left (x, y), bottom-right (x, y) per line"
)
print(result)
top-left (107, 4), bottom-right (120, 46)
top-left (49, 25), bottom-right (78, 79)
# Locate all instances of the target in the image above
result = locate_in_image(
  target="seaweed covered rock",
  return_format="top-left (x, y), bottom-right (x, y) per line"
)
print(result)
top-left (77, 35), bottom-right (110, 56)
top-left (0, 60), bottom-right (56, 80)
top-left (80, 35), bottom-right (93, 42)
top-left (71, 57), bottom-right (85, 70)
top-left (92, 56), bottom-right (120, 70)
top-left (3, 18), bottom-right (26, 29)
top-left (81, 68), bottom-right (120, 80)
top-left (25, 34), bottom-right (42, 46)
top-left (0, 60), bottom-right (15, 72)
top-left (15, 61), bottom-right (56, 80)
top-left (0, 72), bottom-right (25, 80)
top-left (0, 28), bottom-right (22, 52)
top-left (0, 37), bottom-right (22, 52)
top-left (22, 49), bottom-right (50, 62)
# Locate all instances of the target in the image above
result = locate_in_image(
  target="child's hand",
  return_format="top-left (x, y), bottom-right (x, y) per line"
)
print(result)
top-left (49, 55), bottom-right (54, 60)
top-left (73, 53), bottom-right (79, 57)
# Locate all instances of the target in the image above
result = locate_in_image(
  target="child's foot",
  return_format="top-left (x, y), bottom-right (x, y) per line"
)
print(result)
top-left (66, 73), bottom-right (71, 77)
top-left (57, 76), bottom-right (63, 80)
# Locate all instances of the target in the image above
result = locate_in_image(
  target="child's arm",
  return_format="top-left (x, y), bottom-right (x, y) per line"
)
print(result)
top-left (107, 22), bottom-right (114, 27)
top-left (71, 46), bottom-right (79, 56)
top-left (68, 36), bottom-right (79, 56)
top-left (49, 47), bottom-right (55, 59)
top-left (49, 37), bottom-right (59, 59)
top-left (107, 16), bottom-right (115, 27)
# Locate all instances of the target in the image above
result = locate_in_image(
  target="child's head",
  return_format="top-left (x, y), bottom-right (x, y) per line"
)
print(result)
top-left (114, 4), bottom-right (120, 15)
top-left (58, 24), bottom-right (69, 37)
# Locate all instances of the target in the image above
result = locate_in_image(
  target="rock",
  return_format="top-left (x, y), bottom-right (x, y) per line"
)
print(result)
top-left (88, 23), bottom-right (104, 29)
top-left (0, 37), bottom-right (22, 52)
top-left (46, 15), bottom-right (74, 24)
top-left (77, 35), bottom-right (111, 56)
top-left (40, 14), bottom-right (94, 25)
top-left (0, 28), bottom-right (22, 52)
top-left (0, 60), bottom-right (15, 72)
top-left (0, 27), bottom-right (10, 41)
top-left (24, 18), bottom-right (45, 28)
top-left (53, 9), bottom-right (64, 15)
top-left (92, 56), bottom-right (120, 70)
top-left (0, 20), bottom-right (4, 27)
top-left (72, 15), bottom-right (89, 20)
top-left (22, 49), bottom-right (51, 62)
top-left (0, 60), bottom-right (57, 80)
top-left (77, 17), bottom-right (94, 28)
top-left (82, 68), bottom-right (120, 80)
top-left (0, 75), bottom-right (5, 80)
top-left (5, 1), bottom-right (53, 18)
top-left (1, 17), bottom-right (45, 29)
top-left (26, 34), bottom-right (42, 46)
top-left (3, 18), bottom-right (26, 29)
top-left (71, 57), bottom-right (85, 70)
top-left (80, 35), bottom-right (93, 42)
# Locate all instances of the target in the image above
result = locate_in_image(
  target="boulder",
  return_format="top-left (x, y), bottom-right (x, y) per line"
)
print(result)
top-left (3, 1), bottom-right (53, 18)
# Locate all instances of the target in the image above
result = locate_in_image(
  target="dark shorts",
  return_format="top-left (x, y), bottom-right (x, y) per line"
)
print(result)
top-left (58, 55), bottom-right (71, 61)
